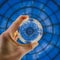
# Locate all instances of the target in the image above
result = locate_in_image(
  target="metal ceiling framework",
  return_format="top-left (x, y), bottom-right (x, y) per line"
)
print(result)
top-left (0, 0), bottom-right (60, 60)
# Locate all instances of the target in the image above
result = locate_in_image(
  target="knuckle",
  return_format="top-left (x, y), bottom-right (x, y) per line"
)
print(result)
top-left (1, 31), bottom-right (9, 39)
top-left (29, 44), bottom-right (33, 49)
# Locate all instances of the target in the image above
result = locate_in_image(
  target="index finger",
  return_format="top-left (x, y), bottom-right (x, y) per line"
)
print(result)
top-left (7, 15), bottom-right (29, 33)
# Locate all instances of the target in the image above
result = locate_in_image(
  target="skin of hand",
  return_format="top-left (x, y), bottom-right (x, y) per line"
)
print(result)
top-left (0, 15), bottom-right (38, 60)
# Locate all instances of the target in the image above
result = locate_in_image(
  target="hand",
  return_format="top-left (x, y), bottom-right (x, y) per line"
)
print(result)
top-left (0, 15), bottom-right (38, 60)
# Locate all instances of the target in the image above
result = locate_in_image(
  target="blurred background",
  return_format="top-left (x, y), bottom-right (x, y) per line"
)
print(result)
top-left (0, 0), bottom-right (60, 60)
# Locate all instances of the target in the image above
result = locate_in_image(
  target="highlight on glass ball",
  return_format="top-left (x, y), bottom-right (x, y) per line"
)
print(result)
top-left (18, 18), bottom-right (43, 43)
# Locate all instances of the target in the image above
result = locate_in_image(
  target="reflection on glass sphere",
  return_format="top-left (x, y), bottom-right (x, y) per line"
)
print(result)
top-left (18, 18), bottom-right (43, 43)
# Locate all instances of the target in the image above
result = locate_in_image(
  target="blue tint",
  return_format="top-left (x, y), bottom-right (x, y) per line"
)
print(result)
top-left (8, 0), bottom-right (19, 5)
top-left (54, 54), bottom-right (60, 60)
top-left (32, 8), bottom-right (41, 15)
top-left (47, 26), bottom-right (53, 33)
top-left (0, 0), bottom-right (60, 60)
top-left (19, 18), bottom-right (42, 42)
top-left (57, 38), bottom-right (60, 48)
top-left (53, 25), bottom-right (59, 35)
top-left (25, 8), bottom-right (32, 14)
top-left (50, 15), bottom-right (58, 24)
top-left (55, 0), bottom-right (60, 5)
top-left (40, 11), bottom-right (47, 20)
top-left (44, 18), bottom-right (51, 25)
top-left (5, 9), bottom-right (13, 17)
top-left (44, 6), bottom-right (52, 15)
top-left (56, 11), bottom-right (60, 23)
top-left (47, 1), bottom-right (58, 12)
top-left (0, 29), bottom-right (5, 34)
top-left (43, 33), bottom-right (52, 42)
top-left (22, 1), bottom-right (33, 7)
top-left (0, 18), bottom-right (7, 27)
top-left (38, 51), bottom-right (47, 59)
top-left (33, 1), bottom-right (44, 9)
top-left (40, 56), bottom-right (50, 60)
top-left (40, 0), bottom-right (48, 4)
top-left (51, 35), bottom-right (58, 45)
top-left (26, 55), bottom-right (35, 60)
top-left (48, 48), bottom-right (59, 59)
top-left (11, 3), bottom-right (23, 11)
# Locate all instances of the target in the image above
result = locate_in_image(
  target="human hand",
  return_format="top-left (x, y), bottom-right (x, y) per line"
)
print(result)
top-left (0, 15), bottom-right (38, 60)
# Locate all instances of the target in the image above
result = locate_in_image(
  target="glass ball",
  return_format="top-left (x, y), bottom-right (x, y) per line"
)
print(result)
top-left (18, 18), bottom-right (43, 43)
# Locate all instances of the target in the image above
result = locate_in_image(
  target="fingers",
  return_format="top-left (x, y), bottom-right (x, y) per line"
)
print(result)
top-left (1, 31), bottom-right (19, 46)
top-left (6, 15), bottom-right (29, 42)
top-left (18, 42), bottom-right (38, 55)
top-left (9, 31), bottom-right (19, 41)
top-left (13, 31), bottom-right (19, 41)
top-left (7, 15), bottom-right (29, 33)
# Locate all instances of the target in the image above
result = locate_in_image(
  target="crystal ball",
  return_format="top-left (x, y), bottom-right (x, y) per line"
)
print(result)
top-left (18, 18), bottom-right (43, 43)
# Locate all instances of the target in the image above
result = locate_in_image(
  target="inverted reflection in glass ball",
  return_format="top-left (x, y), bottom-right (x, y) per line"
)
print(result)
top-left (18, 18), bottom-right (43, 43)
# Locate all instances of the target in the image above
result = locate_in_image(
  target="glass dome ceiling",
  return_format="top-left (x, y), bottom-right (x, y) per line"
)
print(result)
top-left (0, 0), bottom-right (60, 60)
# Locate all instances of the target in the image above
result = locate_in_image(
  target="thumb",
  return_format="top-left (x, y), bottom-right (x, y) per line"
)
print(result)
top-left (18, 42), bottom-right (38, 56)
top-left (23, 42), bottom-right (38, 51)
